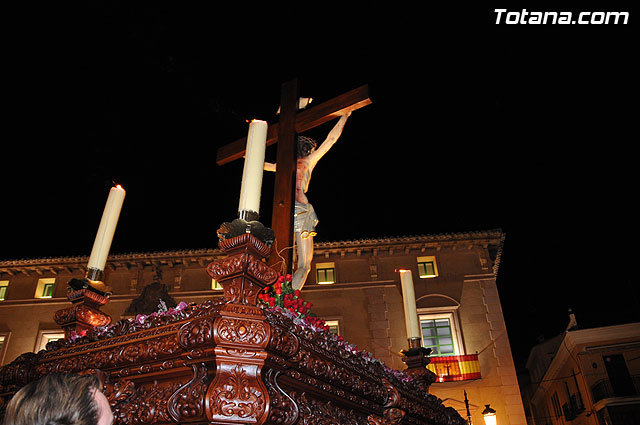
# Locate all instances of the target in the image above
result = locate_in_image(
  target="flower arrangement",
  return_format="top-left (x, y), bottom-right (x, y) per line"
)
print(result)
top-left (133, 300), bottom-right (189, 326)
top-left (257, 274), bottom-right (413, 383)
top-left (258, 274), bottom-right (328, 331)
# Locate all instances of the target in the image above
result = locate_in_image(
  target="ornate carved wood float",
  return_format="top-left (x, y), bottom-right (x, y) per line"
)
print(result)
top-left (0, 233), bottom-right (465, 425)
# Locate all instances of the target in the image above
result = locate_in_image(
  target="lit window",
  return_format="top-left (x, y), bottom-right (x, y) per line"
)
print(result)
top-left (421, 318), bottom-right (454, 355)
top-left (42, 284), bottom-right (54, 298)
top-left (0, 332), bottom-right (9, 365)
top-left (35, 278), bottom-right (56, 299)
top-left (34, 330), bottom-right (65, 352)
top-left (0, 281), bottom-right (8, 300)
top-left (316, 262), bottom-right (335, 284)
top-left (418, 311), bottom-right (463, 356)
top-left (212, 279), bottom-right (222, 290)
top-left (325, 320), bottom-right (340, 335)
top-left (417, 256), bottom-right (438, 278)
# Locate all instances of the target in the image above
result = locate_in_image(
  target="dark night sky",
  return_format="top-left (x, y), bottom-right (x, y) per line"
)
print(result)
top-left (3, 3), bottom-right (638, 366)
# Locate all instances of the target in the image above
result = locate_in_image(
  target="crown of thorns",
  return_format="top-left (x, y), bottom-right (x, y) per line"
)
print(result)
top-left (298, 136), bottom-right (317, 147)
top-left (297, 135), bottom-right (317, 157)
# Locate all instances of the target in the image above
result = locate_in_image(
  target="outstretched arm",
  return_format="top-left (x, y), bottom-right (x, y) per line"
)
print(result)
top-left (306, 112), bottom-right (351, 167)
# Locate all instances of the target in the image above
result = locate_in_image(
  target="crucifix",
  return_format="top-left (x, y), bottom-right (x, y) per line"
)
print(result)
top-left (216, 78), bottom-right (371, 285)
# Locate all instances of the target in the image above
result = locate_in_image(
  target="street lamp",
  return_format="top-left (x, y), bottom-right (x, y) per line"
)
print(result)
top-left (482, 404), bottom-right (497, 425)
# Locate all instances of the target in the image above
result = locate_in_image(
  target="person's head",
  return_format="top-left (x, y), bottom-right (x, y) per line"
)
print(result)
top-left (4, 372), bottom-right (114, 425)
top-left (297, 136), bottom-right (317, 158)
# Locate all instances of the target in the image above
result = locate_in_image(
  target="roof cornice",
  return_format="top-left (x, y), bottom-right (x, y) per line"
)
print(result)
top-left (314, 229), bottom-right (505, 274)
top-left (315, 229), bottom-right (504, 249)
top-left (0, 248), bottom-right (222, 268)
top-left (1, 230), bottom-right (505, 270)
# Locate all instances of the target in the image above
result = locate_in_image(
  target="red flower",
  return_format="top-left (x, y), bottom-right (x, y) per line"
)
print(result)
top-left (294, 290), bottom-right (301, 297)
top-left (275, 287), bottom-right (282, 295)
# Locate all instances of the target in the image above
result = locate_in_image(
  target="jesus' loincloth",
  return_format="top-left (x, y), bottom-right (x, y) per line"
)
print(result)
top-left (294, 201), bottom-right (318, 239)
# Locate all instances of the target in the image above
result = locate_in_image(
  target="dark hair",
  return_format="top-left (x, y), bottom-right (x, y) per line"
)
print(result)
top-left (297, 136), bottom-right (317, 158)
top-left (4, 373), bottom-right (101, 425)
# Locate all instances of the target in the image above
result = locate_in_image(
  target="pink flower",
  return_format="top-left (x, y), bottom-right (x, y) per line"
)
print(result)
top-left (68, 329), bottom-right (87, 342)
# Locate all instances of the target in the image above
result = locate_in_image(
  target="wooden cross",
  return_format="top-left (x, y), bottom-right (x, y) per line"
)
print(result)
top-left (216, 78), bottom-right (372, 271)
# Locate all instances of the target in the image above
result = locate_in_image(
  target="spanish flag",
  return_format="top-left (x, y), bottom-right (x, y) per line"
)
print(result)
top-left (427, 354), bottom-right (481, 382)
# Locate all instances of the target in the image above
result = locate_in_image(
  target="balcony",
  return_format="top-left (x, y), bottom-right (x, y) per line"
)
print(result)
top-left (562, 393), bottom-right (585, 421)
top-left (427, 354), bottom-right (481, 382)
top-left (591, 376), bottom-right (640, 403)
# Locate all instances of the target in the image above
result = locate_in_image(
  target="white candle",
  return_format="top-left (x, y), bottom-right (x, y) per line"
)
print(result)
top-left (238, 119), bottom-right (268, 214)
top-left (87, 185), bottom-right (126, 272)
top-left (399, 269), bottom-right (421, 339)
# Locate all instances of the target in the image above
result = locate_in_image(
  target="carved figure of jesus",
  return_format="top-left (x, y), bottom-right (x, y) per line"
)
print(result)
top-left (265, 112), bottom-right (351, 290)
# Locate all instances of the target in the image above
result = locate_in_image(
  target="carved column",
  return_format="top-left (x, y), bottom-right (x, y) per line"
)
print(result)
top-left (401, 347), bottom-right (437, 392)
top-left (205, 233), bottom-right (278, 424)
top-left (54, 280), bottom-right (112, 339)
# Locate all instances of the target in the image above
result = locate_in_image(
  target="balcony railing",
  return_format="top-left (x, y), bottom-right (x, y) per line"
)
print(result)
top-left (427, 354), bottom-right (481, 382)
top-left (562, 393), bottom-right (585, 421)
top-left (591, 376), bottom-right (640, 403)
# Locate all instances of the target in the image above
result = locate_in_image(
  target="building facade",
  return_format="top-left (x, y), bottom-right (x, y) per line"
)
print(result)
top-left (525, 323), bottom-right (640, 425)
top-left (0, 229), bottom-right (526, 425)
